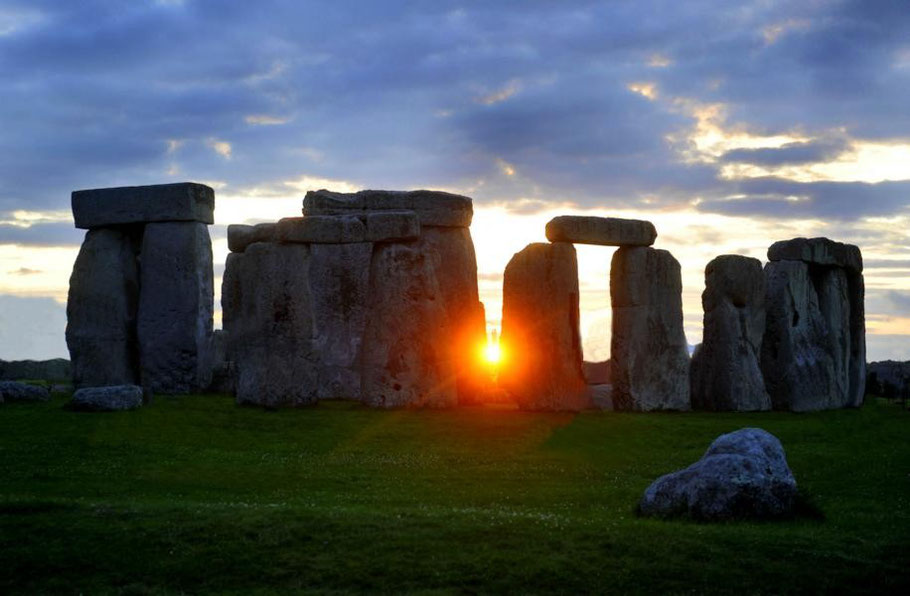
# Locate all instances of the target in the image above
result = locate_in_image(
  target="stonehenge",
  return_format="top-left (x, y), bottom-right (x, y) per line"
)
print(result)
top-left (67, 183), bottom-right (214, 394)
top-left (63, 179), bottom-right (867, 413)
top-left (222, 189), bottom-right (485, 408)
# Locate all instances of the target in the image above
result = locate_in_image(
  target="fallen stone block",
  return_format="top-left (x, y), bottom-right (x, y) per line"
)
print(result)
top-left (69, 385), bottom-right (143, 411)
top-left (72, 182), bottom-right (214, 229)
top-left (227, 223), bottom-right (277, 253)
top-left (303, 189), bottom-right (473, 227)
top-left (639, 428), bottom-right (797, 521)
top-left (545, 215), bottom-right (657, 246)
top-left (768, 237), bottom-right (863, 273)
top-left (276, 215), bottom-right (366, 244)
top-left (0, 381), bottom-right (50, 402)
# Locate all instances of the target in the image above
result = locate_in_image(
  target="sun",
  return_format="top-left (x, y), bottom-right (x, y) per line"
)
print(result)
top-left (482, 341), bottom-right (502, 365)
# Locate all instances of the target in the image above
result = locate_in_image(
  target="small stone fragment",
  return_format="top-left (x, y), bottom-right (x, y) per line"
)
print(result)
top-left (69, 385), bottom-right (143, 411)
top-left (0, 381), bottom-right (50, 402)
top-left (545, 215), bottom-right (657, 246)
top-left (72, 183), bottom-right (214, 229)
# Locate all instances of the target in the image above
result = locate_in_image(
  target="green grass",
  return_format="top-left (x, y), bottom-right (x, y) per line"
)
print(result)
top-left (1, 395), bottom-right (908, 594)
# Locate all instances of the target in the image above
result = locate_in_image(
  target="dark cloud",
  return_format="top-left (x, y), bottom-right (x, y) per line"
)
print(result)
top-left (0, 0), bottom-right (908, 227)
top-left (720, 138), bottom-right (850, 166)
top-left (0, 223), bottom-right (83, 247)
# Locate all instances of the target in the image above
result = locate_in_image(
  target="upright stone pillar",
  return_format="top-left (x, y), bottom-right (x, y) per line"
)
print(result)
top-left (611, 246), bottom-right (690, 411)
top-left (67, 182), bottom-right (215, 394)
top-left (690, 255), bottom-right (770, 411)
top-left (66, 228), bottom-right (141, 388)
top-left (499, 242), bottom-right (589, 411)
top-left (762, 237), bottom-right (865, 410)
top-left (137, 222), bottom-right (214, 393)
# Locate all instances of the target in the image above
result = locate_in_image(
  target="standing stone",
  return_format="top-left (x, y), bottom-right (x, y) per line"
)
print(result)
top-left (611, 247), bottom-right (690, 411)
top-left (760, 261), bottom-right (841, 411)
top-left (417, 227), bottom-right (488, 404)
top-left (137, 222), bottom-right (214, 394)
top-left (499, 243), bottom-right (589, 411)
top-left (66, 228), bottom-right (141, 388)
top-left (545, 216), bottom-right (656, 246)
top-left (309, 243), bottom-right (373, 399)
top-left (847, 271), bottom-right (866, 406)
top-left (691, 255), bottom-right (770, 411)
top-left (768, 237), bottom-right (862, 273)
top-left (229, 242), bottom-right (318, 407)
top-left (303, 189), bottom-right (473, 227)
top-left (360, 243), bottom-right (458, 408)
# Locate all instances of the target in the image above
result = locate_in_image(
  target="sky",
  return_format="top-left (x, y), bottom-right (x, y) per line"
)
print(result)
top-left (1, 0), bottom-right (909, 362)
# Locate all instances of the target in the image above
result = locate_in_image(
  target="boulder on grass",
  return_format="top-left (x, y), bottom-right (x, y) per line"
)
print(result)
top-left (639, 428), bottom-right (797, 521)
top-left (69, 385), bottom-right (144, 411)
top-left (0, 381), bottom-right (51, 402)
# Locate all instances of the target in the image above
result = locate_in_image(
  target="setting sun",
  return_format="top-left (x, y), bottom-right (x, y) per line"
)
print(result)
top-left (483, 341), bottom-right (502, 365)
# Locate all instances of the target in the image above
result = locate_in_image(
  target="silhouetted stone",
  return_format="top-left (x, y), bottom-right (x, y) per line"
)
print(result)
top-left (69, 385), bottom-right (143, 411)
top-left (360, 243), bottom-right (458, 407)
top-left (499, 243), bottom-right (590, 411)
top-left (72, 183), bottom-right (214, 229)
top-left (761, 261), bottom-right (842, 411)
top-left (0, 358), bottom-right (71, 382)
top-left (0, 381), bottom-right (50, 402)
top-left (416, 226), bottom-right (487, 405)
top-left (364, 211), bottom-right (420, 242)
top-left (691, 255), bottom-right (770, 411)
top-left (583, 360), bottom-right (611, 385)
top-left (227, 223), bottom-right (276, 253)
top-left (847, 271), bottom-right (866, 407)
top-left (303, 189), bottom-right (473, 227)
top-left (276, 215), bottom-right (366, 244)
top-left (66, 228), bottom-right (141, 388)
top-left (545, 216), bottom-right (656, 246)
top-left (639, 428), bottom-right (797, 521)
top-left (768, 237), bottom-right (862, 273)
top-left (137, 222), bottom-right (214, 394)
top-left (228, 243), bottom-right (317, 406)
top-left (611, 246), bottom-right (690, 411)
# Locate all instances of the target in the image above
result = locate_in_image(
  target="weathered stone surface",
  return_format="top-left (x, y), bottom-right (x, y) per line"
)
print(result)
top-left (768, 237), bottom-right (863, 273)
top-left (691, 255), bottom-right (770, 411)
top-left (416, 227), bottom-right (487, 405)
top-left (361, 243), bottom-right (458, 407)
top-left (276, 215), bottom-right (366, 244)
top-left (69, 385), bottom-right (143, 411)
top-left (588, 384), bottom-right (613, 410)
top-left (611, 247), bottom-right (690, 411)
top-left (303, 189), bottom-right (473, 227)
top-left (867, 359), bottom-right (910, 397)
top-left (847, 271), bottom-right (866, 407)
top-left (72, 183), bottom-right (214, 229)
top-left (137, 222), bottom-right (214, 394)
top-left (208, 330), bottom-right (235, 394)
top-left (499, 243), bottom-right (590, 411)
top-left (364, 211), bottom-right (420, 242)
top-left (227, 223), bottom-right (276, 253)
top-left (66, 228), bottom-right (141, 388)
top-left (639, 428), bottom-right (797, 521)
top-left (0, 381), bottom-right (50, 402)
top-left (545, 216), bottom-right (656, 246)
top-left (583, 360), bottom-right (611, 385)
top-left (225, 243), bottom-right (318, 407)
top-left (761, 261), bottom-right (843, 411)
top-left (309, 243), bottom-right (373, 399)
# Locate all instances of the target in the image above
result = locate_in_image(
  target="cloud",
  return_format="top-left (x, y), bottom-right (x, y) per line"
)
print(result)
top-left (719, 137), bottom-right (850, 166)
top-left (0, 223), bottom-right (82, 247)
top-left (8, 267), bottom-right (42, 275)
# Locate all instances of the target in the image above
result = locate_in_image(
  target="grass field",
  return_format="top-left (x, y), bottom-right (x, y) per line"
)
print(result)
top-left (2, 394), bottom-right (909, 594)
